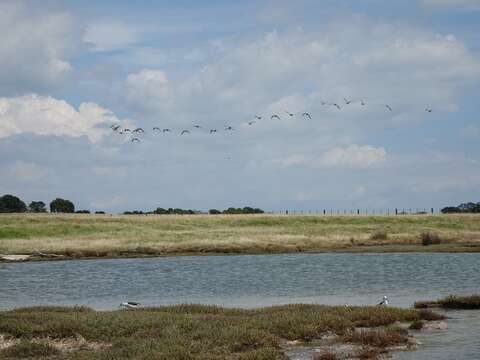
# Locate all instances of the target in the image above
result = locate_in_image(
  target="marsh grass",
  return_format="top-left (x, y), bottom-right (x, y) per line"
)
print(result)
top-left (342, 327), bottom-right (409, 348)
top-left (415, 295), bottom-right (480, 310)
top-left (1, 341), bottom-right (59, 358)
top-left (0, 304), bottom-right (436, 360)
top-left (313, 350), bottom-right (339, 360)
top-left (409, 320), bottom-right (425, 330)
top-left (1, 214), bottom-right (479, 258)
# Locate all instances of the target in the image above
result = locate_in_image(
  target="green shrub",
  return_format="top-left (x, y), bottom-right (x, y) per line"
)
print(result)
top-left (370, 230), bottom-right (388, 241)
top-left (421, 231), bottom-right (441, 246)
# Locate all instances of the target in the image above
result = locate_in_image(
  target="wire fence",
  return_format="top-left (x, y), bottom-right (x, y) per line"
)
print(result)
top-left (268, 208), bottom-right (437, 216)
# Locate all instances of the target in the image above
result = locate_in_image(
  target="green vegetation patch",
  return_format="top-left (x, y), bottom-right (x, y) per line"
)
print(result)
top-left (0, 304), bottom-right (437, 360)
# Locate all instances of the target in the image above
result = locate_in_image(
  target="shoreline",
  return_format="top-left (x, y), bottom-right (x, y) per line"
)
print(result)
top-left (2, 243), bottom-right (480, 263)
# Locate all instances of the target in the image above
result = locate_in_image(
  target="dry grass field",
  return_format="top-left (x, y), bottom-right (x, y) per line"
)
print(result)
top-left (1, 213), bottom-right (479, 259)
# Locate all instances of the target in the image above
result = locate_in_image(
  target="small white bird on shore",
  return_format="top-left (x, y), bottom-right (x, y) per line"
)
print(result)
top-left (377, 296), bottom-right (389, 306)
top-left (120, 302), bottom-right (141, 309)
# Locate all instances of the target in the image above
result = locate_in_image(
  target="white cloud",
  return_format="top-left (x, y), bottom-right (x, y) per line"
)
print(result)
top-left (125, 69), bottom-right (172, 113)
top-left (84, 22), bottom-right (142, 52)
top-left (421, 0), bottom-right (480, 10)
top-left (279, 145), bottom-right (387, 169)
top-left (317, 145), bottom-right (387, 168)
top-left (0, 1), bottom-right (83, 95)
top-left (0, 94), bottom-right (129, 143)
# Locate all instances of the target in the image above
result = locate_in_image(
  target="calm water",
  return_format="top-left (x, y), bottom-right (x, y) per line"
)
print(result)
top-left (1, 253), bottom-right (479, 358)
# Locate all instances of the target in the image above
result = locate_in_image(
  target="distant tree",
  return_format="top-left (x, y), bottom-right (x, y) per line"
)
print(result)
top-left (441, 201), bottom-right (480, 214)
top-left (209, 209), bottom-right (221, 215)
top-left (0, 194), bottom-right (27, 213)
top-left (75, 210), bottom-right (90, 214)
top-left (123, 210), bottom-right (144, 215)
top-left (95, 211), bottom-right (106, 214)
top-left (28, 201), bottom-right (47, 213)
top-left (50, 198), bottom-right (75, 213)
top-left (154, 207), bottom-right (167, 215)
top-left (441, 206), bottom-right (461, 214)
top-left (222, 206), bottom-right (264, 214)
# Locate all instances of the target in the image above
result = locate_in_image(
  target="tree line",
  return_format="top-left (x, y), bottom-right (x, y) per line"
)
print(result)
top-left (441, 202), bottom-right (480, 214)
top-left (124, 207), bottom-right (265, 215)
top-left (0, 194), bottom-right (264, 215)
top-left (0, 194), bottom-right (79, 213)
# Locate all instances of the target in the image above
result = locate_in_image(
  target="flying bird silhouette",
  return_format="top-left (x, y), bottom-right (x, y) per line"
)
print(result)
top-left (123, 128), bottom-right (131, 132)
top-left (248, 121), bottom-right (256, 126)
top-left (210, 129), bottom-right (217, 134)
top-left (133, 128), bottom-right (144, 133)
top-left (111, 125), bottom-right (121, 131)
top-left (254, 115), bottom-right (262, 120)
top-left (384, 105), bottom-right (393, 112)
top-left (425, 108), bottom-right (433, 113)
top-left (181, 130), bottom-right (190, 135)
top-left (285, 111), bottom-right (295, 117)
top-left (225, 126), bottom-right (234, 131)
top-left (331, 103), bottom-right (341, 110)
top-left (193, 125), bottom-right (202, 129)
top-left (344, 98), bottom-right (353, 105)
top-left (271, 114), bottom-right (281, 120)
top-left (360, 100), bottom-right (366, 106)
top-left (302, 112), bottom-right (311, 119)
top-left (153, 127), bottom-right (160, 132)
top-left (131, 138), bottom-right (140, 143)
top-left (162, 128), bottom-right (171, 133)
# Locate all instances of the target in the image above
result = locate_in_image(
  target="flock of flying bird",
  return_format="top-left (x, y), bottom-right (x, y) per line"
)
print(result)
top-left (110, 98), bottom-right (434, 143)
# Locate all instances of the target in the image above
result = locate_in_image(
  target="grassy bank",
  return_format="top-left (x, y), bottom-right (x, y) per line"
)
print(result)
top-left (1, 214), bottom-right (480, 260)
top-left (0, 304), bottom-right (441, 359)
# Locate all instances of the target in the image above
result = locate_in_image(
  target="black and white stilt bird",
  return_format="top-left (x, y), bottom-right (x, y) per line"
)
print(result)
top-left (377, 296), bottom-right (389, 306)
top-left (120, 302), bottom-right (141, 309)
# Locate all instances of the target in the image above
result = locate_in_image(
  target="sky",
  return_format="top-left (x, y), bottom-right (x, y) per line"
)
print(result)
top-left (1, 0), bottom-right (479, 213)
